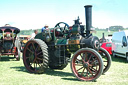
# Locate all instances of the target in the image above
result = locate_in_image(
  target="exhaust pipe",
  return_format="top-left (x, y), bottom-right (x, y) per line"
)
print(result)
top-left (84, 5), bottom-right (92, 36)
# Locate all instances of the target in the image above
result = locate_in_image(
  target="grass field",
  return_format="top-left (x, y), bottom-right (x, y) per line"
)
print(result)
top-left (0, 55), bottom-right (128, 85)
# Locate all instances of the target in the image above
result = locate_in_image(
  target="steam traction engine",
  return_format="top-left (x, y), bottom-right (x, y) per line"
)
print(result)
top-left (0, 25), bottom-right (21, 61)
top-left (23, 5), bottom-right (111, 81)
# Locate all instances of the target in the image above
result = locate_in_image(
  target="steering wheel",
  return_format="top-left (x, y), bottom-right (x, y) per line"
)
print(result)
top-left (55, 22), bottom-right (69, 34)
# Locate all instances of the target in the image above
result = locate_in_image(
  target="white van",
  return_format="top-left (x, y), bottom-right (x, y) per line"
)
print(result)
top-left (112, 30), bottom-right (128, 62)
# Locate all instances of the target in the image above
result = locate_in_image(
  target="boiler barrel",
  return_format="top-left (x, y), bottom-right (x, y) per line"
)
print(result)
top-left (80, 36), bottom-right (100, 50)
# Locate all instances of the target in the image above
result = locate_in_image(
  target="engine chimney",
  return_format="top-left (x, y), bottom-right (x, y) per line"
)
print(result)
top-left (84, 5), bottom-right (92, 36)
top-left (101, 33), bottom-right (106, 43)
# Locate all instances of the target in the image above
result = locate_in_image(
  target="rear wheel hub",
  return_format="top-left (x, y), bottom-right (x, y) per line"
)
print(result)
top-left (83, 63), bottom-right (89, 68)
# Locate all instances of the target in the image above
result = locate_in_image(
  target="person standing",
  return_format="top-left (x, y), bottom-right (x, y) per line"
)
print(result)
top-left (31, 30), bottom-right (38, 39)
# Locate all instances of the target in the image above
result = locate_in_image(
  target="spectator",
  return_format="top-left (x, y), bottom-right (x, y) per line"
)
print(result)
top-left (41, 24), bottom-right (49, 32)
top-left (31, 30), bottom-right (38, 39)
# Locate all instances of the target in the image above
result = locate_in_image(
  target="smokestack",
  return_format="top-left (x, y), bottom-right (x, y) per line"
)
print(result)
top-left (84, 5), bottom-right (92, 36)
top-left (103, 33), bottom-right (105, 39)
top-left (102, 33), bottom-right (106, 43)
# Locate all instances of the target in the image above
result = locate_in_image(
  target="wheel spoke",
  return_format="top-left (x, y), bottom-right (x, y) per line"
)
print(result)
top-left (77, 66), bottom-right (84, 71)
top-left (76, 58), bottom-right (83, 63)
top-left (35, 60), bottom-right (38, 70)
top-left (90, 58), bottom-right (98, 66)
top-left (37, 60), bottom-right (45, 72)
top-left (32, 57), bottom-right (37, 64)
top-left (87, 54), bottom-right (93, 62)
top-left (87, 67), bottom-right (93, 75)
top-left (34, 61), bottom-right (36, 69)
top-left (32, 42), bottom-right (35, 51)
top-left (35, 45), bottom-right (39, 51)
top-left (37, 61), bottom-right (43, 68)
top-left (81, 68), bottom-right (86, 76)
top-left (83, 52), bottom-right (88, 62)
top-left (36, 57), bottom-right (43, 60)
top-left (36, 51), bottom-right (42, 56)
top-left (89, 66), bottom-right (98, 74)
top-left (80, 54), bottom-right (86, 63)
top-left (86, 69), bottom-right (89, 78)
top-left (27, 47), bottom-right (34, 54)
top-left (37, 61), bottom-right (41, 67)
top-left (75, 63), bottom-right (83, 66)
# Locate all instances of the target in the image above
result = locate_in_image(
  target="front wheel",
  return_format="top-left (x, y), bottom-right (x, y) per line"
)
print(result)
top-left (70, 48), bottom-right (103, 81)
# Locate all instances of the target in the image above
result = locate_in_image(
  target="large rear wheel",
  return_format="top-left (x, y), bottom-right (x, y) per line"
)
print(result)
top-left (23, 39), bottom-right (49, 73)
top-left (71, 48), bottom-right (103, 81)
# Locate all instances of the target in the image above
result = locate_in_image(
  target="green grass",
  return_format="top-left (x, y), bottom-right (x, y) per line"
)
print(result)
top-left (0, 55), bottom-right (128, 85)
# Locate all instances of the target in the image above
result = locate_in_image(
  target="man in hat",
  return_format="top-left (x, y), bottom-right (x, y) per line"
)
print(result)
top-left (41, 24), bottom-right (49, 32)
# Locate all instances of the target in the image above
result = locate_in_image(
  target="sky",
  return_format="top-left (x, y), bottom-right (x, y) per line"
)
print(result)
top-left (0, 0), bottom-right (128, 30)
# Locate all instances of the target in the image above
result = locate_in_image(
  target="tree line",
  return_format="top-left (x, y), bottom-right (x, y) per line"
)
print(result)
top-left (19, 29), bottom-right (41, 35)
top-left (95, 25), bottom-right (128, 31)
top-left (19, 25), bottom-right (128, 35)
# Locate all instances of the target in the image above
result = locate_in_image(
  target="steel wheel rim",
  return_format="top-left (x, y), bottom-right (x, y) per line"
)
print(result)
top-left (71, 50), bottom-right (102, 81)
top-left (23, 40), bottom-right (44, 73)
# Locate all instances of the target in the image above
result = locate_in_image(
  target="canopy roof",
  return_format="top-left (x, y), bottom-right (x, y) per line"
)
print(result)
top-left (0, 26), bottom-right (20, 34)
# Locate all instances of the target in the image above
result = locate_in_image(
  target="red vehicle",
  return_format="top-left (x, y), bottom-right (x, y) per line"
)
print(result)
top-left (101, 42), bottom-right (112, 55)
